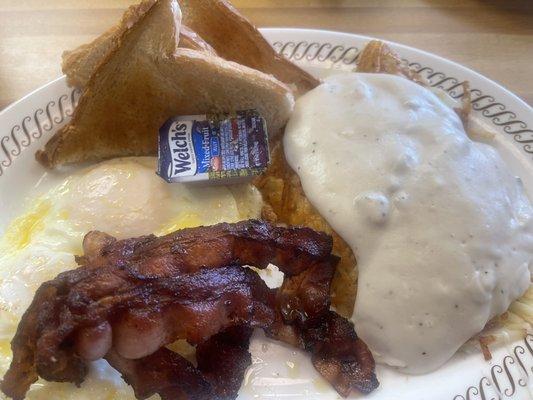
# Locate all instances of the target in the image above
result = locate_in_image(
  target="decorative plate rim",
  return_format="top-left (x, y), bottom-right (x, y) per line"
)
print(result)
top-left (263, 28), bottom-right (533, 112)
top-left (264, 28), bottom-right (533, 159)
top-left (0, 28), bottom-right (532, 400)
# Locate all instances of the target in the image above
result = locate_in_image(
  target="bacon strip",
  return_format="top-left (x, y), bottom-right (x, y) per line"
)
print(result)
top-left (106, 348), bottom-right (213, 400)
top-left (1, 220), bottom-right (377, 399)
top-left (106, 326), bottom-right (253, 400)
top-left (301, 311), bottom-right (378, 395)
top-left (78, 219), bottom-right (333, 277)
top-left (195, 326), bottom-right (253, 399)
top-left (2, 265), bottom-right (273, 399)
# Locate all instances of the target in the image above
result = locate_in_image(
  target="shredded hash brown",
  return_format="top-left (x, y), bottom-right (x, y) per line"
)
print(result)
top-left (255, 143), bottom-right (357, 317)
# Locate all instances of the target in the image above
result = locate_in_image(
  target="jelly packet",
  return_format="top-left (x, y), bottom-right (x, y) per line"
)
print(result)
top-left (157, 110), bottom-right (270, 183)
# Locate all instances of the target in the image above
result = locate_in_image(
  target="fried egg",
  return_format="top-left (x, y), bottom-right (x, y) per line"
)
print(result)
top-left (0, 157), bottom-right (265, 399)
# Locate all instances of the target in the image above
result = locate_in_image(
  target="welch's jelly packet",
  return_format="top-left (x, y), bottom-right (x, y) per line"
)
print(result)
top-left (157, 110), bottom-right (270, 183)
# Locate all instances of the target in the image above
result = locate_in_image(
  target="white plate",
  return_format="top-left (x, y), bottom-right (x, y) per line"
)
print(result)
top-left (0, 28), bottom-right (532, 400)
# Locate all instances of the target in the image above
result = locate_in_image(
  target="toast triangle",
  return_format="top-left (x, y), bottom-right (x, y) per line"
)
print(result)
top-left (62, 0), bottom-right (215, 88)
top-left (179, 0), bottom-right (319, 95)
top-left (62, 0), bottom-right (317, 95)
top-left (37, 0), bottom-right (294, 168)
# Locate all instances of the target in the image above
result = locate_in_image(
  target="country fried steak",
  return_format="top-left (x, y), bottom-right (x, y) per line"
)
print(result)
top-left (0, 220), bottom-right (378, 400)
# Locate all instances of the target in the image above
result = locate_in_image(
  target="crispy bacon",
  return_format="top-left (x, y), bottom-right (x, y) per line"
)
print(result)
top-left (1, 220), bottom-right (378, 399)
top-left (195, 325), bottom-right (253, 399)
top-left (105, 326), bottom-right (253, 400)
top-left (78, 219), bottom-right (333, 277)
top-left (1, 265), bottom-right (274, 399)
top-left (300, 311), bottom-right (378, 395)
top-left (106, 348), bottom-right (214, 400)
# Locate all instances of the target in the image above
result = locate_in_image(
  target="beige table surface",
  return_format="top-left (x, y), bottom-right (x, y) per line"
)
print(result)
top-left (0, 0), bottom-right (532, 111)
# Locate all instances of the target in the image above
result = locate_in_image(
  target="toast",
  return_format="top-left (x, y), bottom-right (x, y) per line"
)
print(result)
top-left (62, 0), bottom-right (318, 95)
top-left (179, 0), bottom-right (319, 95)
top-left (62, 0), bottom-right (215, 88)
top-left (37, 0), bottom-right (293, 168)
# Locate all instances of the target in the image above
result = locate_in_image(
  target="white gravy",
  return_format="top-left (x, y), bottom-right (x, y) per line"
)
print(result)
top-left (283, 73), bottom-right (533, 373)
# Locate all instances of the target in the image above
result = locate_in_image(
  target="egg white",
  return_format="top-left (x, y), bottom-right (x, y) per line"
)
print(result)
top-left (0, 158), bottom-right (280, 399)
top-left (0, 157), bottom-right (337, 400)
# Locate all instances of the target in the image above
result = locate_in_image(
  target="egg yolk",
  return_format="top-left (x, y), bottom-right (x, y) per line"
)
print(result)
top-left (4, 200), bottom-right (51, 252)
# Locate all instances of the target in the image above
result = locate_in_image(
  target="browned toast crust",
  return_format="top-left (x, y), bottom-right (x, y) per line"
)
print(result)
top-left (37, 0), bottom-right (293, 168)
top-left (179, 0), bottom-right (319, 95)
